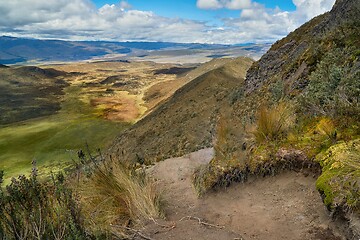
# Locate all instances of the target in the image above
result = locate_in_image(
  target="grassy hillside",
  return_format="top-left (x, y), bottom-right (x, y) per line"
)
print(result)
top-left (0, 59), bottom-right (214, 183)
top-left (0, 82), bottom-right (128, 183)
top-left (108, 57), bottom-right (254, 164)
top-left (0, 64), bottom-right (139, 182)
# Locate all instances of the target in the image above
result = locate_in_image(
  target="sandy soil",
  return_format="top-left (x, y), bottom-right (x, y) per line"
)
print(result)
top-left (141, 148), bottom-right (344, 240)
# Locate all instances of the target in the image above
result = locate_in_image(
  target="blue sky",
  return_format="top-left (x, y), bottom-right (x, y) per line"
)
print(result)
top-left (93, 0), bottom-right (297, 12)
top-left (92, 0), bottom-right (296, 23)
top-left (0, 0), bottom-right (335, 44)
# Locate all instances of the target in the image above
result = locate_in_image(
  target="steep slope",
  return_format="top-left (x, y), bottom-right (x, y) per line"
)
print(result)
top-left (108, 57), bottom-right (253, 164)
top-left (244, 0), bottom-right (359, 95)
top-left (195, 0), bottom-right (360, 237)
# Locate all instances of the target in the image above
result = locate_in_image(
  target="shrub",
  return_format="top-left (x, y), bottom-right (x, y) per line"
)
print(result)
top-left (0, 165), bottom-right (88, 239)
top-left (228, 87), bottom-right (244, 105)
top-left (269, 80), bottom-right (286, 102)
top-left (253, 102), bottom-right (295, 143)
top-left (337, 69), bottom-right (360, 117)
top-left (193, 164), bottom-right (220, 197)
top-left (300, 48), bottom-right (360, 117)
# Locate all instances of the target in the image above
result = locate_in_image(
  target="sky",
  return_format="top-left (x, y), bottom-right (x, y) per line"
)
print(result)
top-left (0, 0), bottom-right (336, 44)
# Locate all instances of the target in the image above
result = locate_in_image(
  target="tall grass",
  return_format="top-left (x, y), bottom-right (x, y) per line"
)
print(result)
top-left (253, 102), bottom-right (295, 143)
top-left (79, 159), bottom-right (162, 236)
top-left (316, 117), bottom-right (337, 142)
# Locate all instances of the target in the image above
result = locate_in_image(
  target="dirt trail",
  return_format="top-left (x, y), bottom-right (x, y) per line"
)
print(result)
top-left (143, 148), bottom-right (344, 240)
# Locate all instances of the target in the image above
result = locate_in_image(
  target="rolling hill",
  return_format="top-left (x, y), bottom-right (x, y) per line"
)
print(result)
top-left (0, 66), bottom-right (68, 125)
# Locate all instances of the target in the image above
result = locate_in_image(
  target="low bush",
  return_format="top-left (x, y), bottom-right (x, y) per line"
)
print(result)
top-left (0, 164), bottom-right (88, 239)
top-left (299, 48), bottom-right (360, 118)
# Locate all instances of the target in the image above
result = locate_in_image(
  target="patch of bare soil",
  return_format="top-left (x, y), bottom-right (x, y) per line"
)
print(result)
top-left (90, 96), bottom-right (140, 122)
top-left (141, 148), bottom-right (344, 240)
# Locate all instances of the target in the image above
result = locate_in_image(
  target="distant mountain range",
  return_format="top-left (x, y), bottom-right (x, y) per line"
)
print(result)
top-left (0, 36), bottom-right (270, 64)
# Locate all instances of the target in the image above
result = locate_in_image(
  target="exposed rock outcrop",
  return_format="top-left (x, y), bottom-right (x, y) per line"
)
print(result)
top-left (244, 0), bottom-right (360, 94)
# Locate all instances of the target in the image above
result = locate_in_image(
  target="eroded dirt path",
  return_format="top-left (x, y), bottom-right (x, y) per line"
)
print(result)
top-left (143, 148), bottom-right (344, 240)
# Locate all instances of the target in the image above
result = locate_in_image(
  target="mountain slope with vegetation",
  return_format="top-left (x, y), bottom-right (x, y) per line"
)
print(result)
top-left (194, 0), bottom-right (360, 237)
top-left (108, 57), bottom-right (254, 164)
top-left (0, 0), bottom-right (359, 238)
top-left (109, 0), bottom-right (360, 237)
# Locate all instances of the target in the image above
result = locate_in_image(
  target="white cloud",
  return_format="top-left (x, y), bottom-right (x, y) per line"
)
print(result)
top-left (292, 0), bottom-right (336, 24)
top-left (225, 3), bottom-right (296, 42)
top-left (0, 0), bottom-right (336, 44)
top-left (195, 0), bottom-right (336, 42)
top-left (225, 0), bottom-right (252, 10)
top-left (197, 0), bottom-right (252, 10)
top-left (0, 0), bottom-right (95, 27)
top-left (120, 1), bottom-right (132, 10)
top-left (196, 0), bottom-right (222, 10)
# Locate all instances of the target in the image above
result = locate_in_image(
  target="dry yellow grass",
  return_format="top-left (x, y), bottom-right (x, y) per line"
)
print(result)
top-left (253, 102), bottom-right (295, 143)
top-left (79, 160), bottom-right (163, 236)
top-left (316, 117), bottom-right (337, 141)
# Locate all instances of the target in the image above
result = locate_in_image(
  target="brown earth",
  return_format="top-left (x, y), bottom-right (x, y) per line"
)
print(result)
top-left (90, 95), bottom-right (140, 122)
top-left (139, 148), bottom-right (344, 240)
top-left (45, 61), bottom-right (190, 123)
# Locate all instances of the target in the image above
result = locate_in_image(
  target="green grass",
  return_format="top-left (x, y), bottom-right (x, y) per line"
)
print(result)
top-left (0, 85), bottom-right (129, 183)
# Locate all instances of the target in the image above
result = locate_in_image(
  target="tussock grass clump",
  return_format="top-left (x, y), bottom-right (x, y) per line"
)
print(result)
top-left (253, 102), bottom-right (295, 143)
top-left (80, 160), bottom-right (162, 236)
top-left (213, 116), bottom-right (238, 163)
top-left (316, 118), bottom-right (337, 142)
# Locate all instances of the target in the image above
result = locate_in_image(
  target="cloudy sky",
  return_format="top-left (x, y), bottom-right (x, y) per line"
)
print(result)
top-left (0, 0), bottom-right (336, 44)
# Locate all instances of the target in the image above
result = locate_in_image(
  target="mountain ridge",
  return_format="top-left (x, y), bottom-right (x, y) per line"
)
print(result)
top-left (244, 0), bottom-right (359, 94)
top-left (0, 36), bottom-right (269, 64)
top-left (108, 57), bottom-right (254, 164)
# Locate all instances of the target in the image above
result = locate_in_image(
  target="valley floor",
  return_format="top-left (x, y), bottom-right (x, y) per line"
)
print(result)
top-left (141, 148), bottom-right (344, 240)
